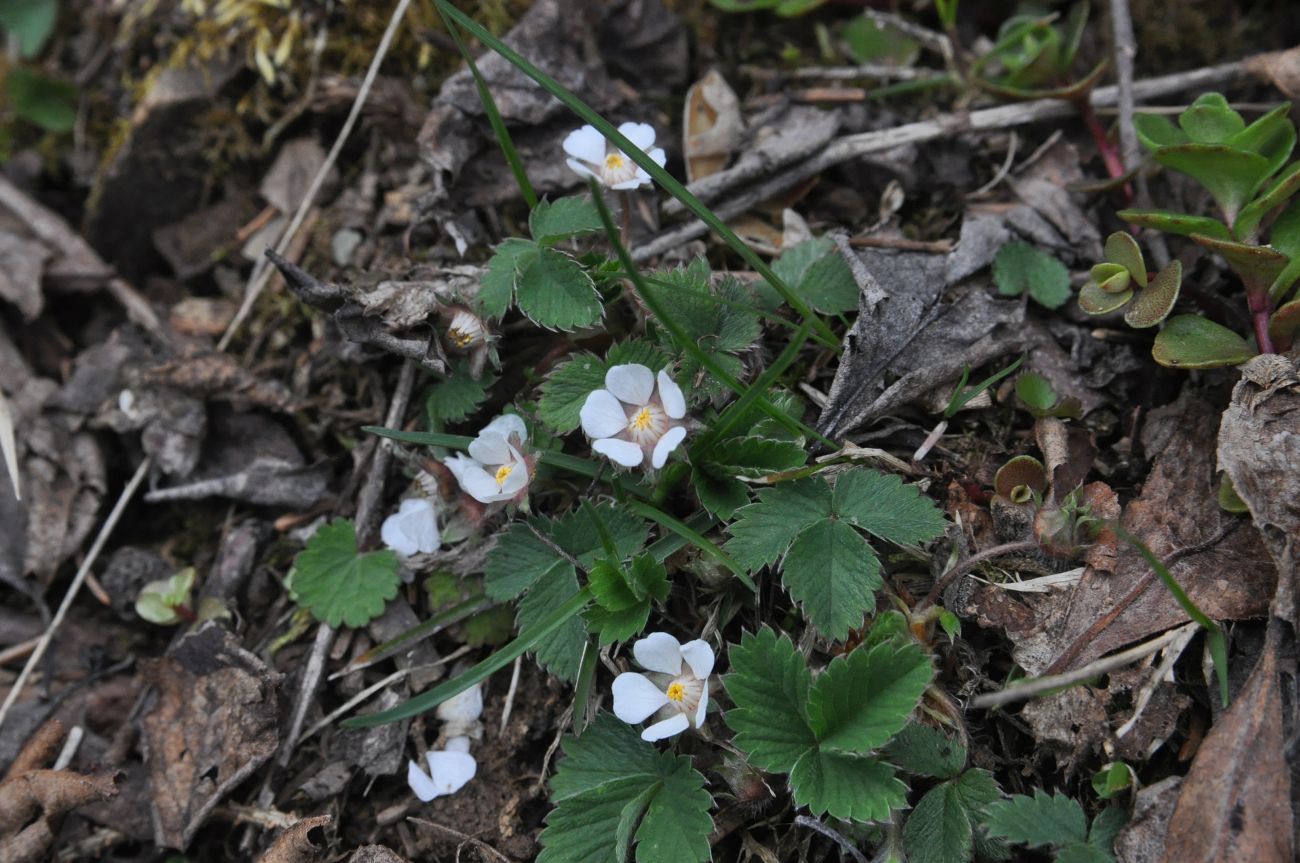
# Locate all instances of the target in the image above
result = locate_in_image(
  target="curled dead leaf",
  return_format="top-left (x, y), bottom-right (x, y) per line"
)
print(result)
top-left (257, 814), bottom-right (333, 863)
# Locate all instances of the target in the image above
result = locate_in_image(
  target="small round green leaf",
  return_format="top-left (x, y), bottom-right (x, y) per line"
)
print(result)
top-left (1078, 280), bottom-right (1132, 315)
top-left (1103, 231), bottom-right (1147, 287)
top-left (993, 242), bottom-right (1071, 310)
top-left (1124, 259), bottom-right (1181, 328)
top-left (1151, 315), bottom-right (1255, 369)
top-left (1134, 112), bottom-right (1189, 151)
top-left (1178, 92), bottom-right (1245, 144)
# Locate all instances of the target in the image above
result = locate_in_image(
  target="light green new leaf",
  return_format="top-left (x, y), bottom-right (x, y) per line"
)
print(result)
top-left (1178, 92), bottom-right (1245, 144)
top-left (538, 341), bottom-right (670, 433)
top-left (293, 520), bottom-right (399, 628)
top-left (993, 242), bottom-right (1071, 309)
top-left (808, 641), bottom-right (931, 752)
top-left (723, 627), bottom-right (816, 773)
top-left (515, 246), bottom-right (603, 330)
top-left (781, 518), bottom-right (881, 640)
top-left (478, 237), bottom-right (535, 319)
top-left (540, 714), bottom-right (713, 863)
top-left (789, 750), bottom-right (907, 822)
top-left (881, 722), bottom-right (967, 780)
top-left (724, 477), bottom-right (830, 571)
top-left (832, 469), bottom-right (948, 546)
top-left (762, 236), bottom-right (858, 313)
top-left (982, 790), bottom-right (1089, 849)
top-left (530, 195), bottom-right (605, 245)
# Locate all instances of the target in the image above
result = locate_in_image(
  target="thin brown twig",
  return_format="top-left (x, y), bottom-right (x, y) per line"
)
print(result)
top-left (408, 817), bottom-right (514, 863)
top-left (794, 815), bottom-right (870, 863)
top-left (916, 539), bottom-right (1042, 613)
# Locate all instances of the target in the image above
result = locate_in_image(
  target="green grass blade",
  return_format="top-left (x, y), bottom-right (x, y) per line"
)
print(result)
top-left (624, 499), bottom-right (756, 593)
top-left (343, 586), bottom-right (593, 727)
top-left (431, 0), bottom-right (839, 349)
top-left (436, 5), bottom-right (537, 208)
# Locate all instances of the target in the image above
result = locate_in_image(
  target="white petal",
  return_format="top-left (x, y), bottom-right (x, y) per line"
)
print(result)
top-left (481, 414), bottom-right (527, 446)
top-left (613, 672), bottom-right (670, 724)
top-left (694, 685), bottom-right (709, 729)
top-left (408, 759), bottom-right (440, 802)
top-left (581, 389), bottom-right (629, 439)
top-left (593, 438), bottom-right (644, 467)
top-left (618, 122), bottom-right (657, 152)
top-left (566, 158), bottom-right (598, 180)
top-left (462, 466), bottom-right (511, 504)
top-left (436, 682), bottom-right (484, 724)
top-left (641, 713), bottom-right (690, 742)
top-left (424, 749), bottom-right (477, 796)
top-left (469, 432), bottom-right (512, 466)
top-left (610, 178), bottom-right (648, 191)
top-left (679, 640), bottom-right (715, 680)
top-left (650, 426), bottom-right (687, 469)
top-left (605, 364), bottom-right (655, 406)
top-left (443, 736), bottom-right (472, 753)
top-left (563, 125), bottom-right (607, 165)
top-left (656, 369), bottom-right (686, 419)
top-left (647, 147), bottom-right (667, 168)
top-left (381, 499), bottom-right (440, 556)
top-left (444, 453), bottom-right (476, 486)
top-left (634, 632), bottom-right (683, 675)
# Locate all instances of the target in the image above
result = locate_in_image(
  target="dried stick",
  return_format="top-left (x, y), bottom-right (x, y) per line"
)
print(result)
top-left (794, 815), bottom-right (870, 863)
top-left (0, 457), bottom-right (150, 732)
top-left (1108, 0), bottom-right (1142, 174)
top-left (635, 60), bottom-right (1245, 261)
top-left (970, 622), bottom-right (1194, 709)
top-left (219, 0), bottom-right (413, 349)
top-left (916, 540), bottom-right (1042, 613)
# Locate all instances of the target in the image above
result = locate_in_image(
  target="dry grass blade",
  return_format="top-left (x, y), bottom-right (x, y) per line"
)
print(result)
top-left (0, 388), bottom-right (18, 501)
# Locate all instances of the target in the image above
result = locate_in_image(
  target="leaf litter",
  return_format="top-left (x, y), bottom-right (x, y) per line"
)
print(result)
top-left (2, 1), bottom-right (1300, 861)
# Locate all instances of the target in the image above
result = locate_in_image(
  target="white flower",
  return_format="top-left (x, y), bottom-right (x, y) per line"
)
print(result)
top-left (612, 632), bottom-right (714, 742)
top-left (580, 364), bottom-right (687, 469)
top-left (446, 307), bottom-right (489, 350)
top-left (445, 414), bottom-right (533, 504)
top-left (407, 736), bottom-right (477, 802)
top-left (435, 682), bottom-right (484, 739)
top-left (563, 122), bottom-right (667, 191)
top-left (380, 498), bottom-right (440, 557)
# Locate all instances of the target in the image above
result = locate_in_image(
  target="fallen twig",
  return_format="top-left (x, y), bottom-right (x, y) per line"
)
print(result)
top-left (794, 814), bottom-right (870, 863)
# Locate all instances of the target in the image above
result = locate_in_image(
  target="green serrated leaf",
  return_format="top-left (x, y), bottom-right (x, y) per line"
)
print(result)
top-left (589, 559), bottom-right (642, 612)
top-left (724, 477), bottom-right (830, 572)
top-left (530, 195), bottom-right (605, 245)
top-left (425, 359), bottom-right (496, 425)
top-left (782, 517), bottom-right (881, 640)
top-left (983, 790), bottom-right (1088, 849)
top-left (723, 627), bottom-right (816, 773)
top-left (832, 468), bottom-right (947, 546)
top-left (1151, 314), bottom-right (1255, 369)
top-left (586, 600), bottom-right (651, 647)
top-left (882, 723), bottom-right (967, 779)
top-left (293, 520), bottom-right (399, 628)
top-left (1055, 844), bottom-right (1115, 863)
top-left (689, 436), bottom-right (809, 519)
top-left (808, 641), bottom-right (932, 752)
top-left (519, 563), bottom-right (588, 680)
top-left (538, 341), bottom-right (669, 433)
top-left (993, 242), bottom-right (1071, 309)
top-left (789, 750), bottom-right (907, 821)
top-left (1087, 804), bottom-right (1127, 854)
top-left (478, 237), bottom-right (535, 319)
top-left (484, 520), bottom-right (566, 600)
top-left (540, 714), bottom-right (713, 863)
top-left (763, 236), bottom-right (858, 313)
top-left (516, 246), bottom-right (603, 330)
top-left (902, 781), bottom-right (976, 863)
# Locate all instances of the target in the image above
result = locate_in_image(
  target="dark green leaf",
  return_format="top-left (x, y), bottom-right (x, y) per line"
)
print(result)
top-left (781, 518), bottom-right (880, 640)
top-left (478, 237), bottom-right (535, 318)
top-left (0, 0), bottom-right (57, 58)
top-left (425, 359), bottom-right (495, 425)
top-left (1152, 315), bottom-right (1255, 369)
top-left (832, 469), bottom-right (948, 546)
top-left (1124, 259), bottom-right (1181, 328)
top-left (724, 477), bottom-right (830, 571)
top-left (882, 722), bottom-right (967, 779)
top-left (7, 67), bottom-right (76, 132)
top-left (807, 641), bottom-right (932, 752)
top-left (538, 341), bottom-right (669, 433)
top-left (983, 790), bottom-right (1088, 849)
top-left (530, 195), bottom-right (605, 245)
top-left (1115, 209), bottom-right (1231, 240)
top-left (724, 627), bottom-right (816, 773)
top-left (1154, 144), bottom-right (1271, 224)
top-left (516, 246), bottom-right (603, 330)
top-left (789, 750), bottom-right (907, 821)
top-left (293, 520), bottom-right (399, 628)
top-left (992, 242), bottom-right (1071, 309)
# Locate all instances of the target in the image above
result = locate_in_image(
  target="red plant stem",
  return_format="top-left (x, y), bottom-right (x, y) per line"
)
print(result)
top-left (1248, 291), bottom-right (1276, 355)
top-left (1075, 97), bottom-right (1133, 205)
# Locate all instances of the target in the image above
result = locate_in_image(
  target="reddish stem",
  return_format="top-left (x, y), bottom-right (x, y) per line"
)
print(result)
top-left (1076, 98), bottom-right (1133, 205)
top-left (173, 604), bottom-right (198, 623)
top-left (1248, 291), bottom-right (1276, 355)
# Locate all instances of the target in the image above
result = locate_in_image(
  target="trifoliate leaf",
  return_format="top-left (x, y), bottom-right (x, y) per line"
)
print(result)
top-left (993, 242), bottom-right (1071, 310)
top-left (478, 237), bottom-right (535, 319)
top-left (530, 195), bottom-right (605, 245)
top-left (781, 517), bottom-right (880, 640)
top-left (293, 520), bottom-right (399, 628)
top-left (425, 359), bottom-right (496, 425)
top-left (516, 247), bottom-right (603, 331)
top-left (882, 722), bottom-right (967, 779)
top-left (538, 341), bottom-right (671, 433)
top-left (789, 750), bottom-right (907, 821)
top-left (762, 236), bottom-right (858, 313)
top-left (808, 641), bottom-right (932, 752)
top-left (689, 435), bottom-right (809, 518)
top-left (982, 790), bottom-right (1088, 849)
top-left (723, 627), bottom-right (816, 773)
top-left (518, 562), bottom-right (588, 681)
top-left (540, 713), bottom-right (713, 863)
top-left (832, 469), bottom-right (948, 547)
top-left (724, 477), bottom-right (830, 571)
top-left (585, 601), bottom-right (651, 646)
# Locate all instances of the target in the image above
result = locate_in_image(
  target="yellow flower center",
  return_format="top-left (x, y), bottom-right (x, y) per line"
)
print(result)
top-left (629, 407), bottom-right (654, 432)
top-left (494, 464), bottom-right (514, 486)
top-left (604, 152), bottom-right (626, 171)
top-left (666, 682), bottom-right (686, 702)
top-left (449, 327), bottom-right (475, 348)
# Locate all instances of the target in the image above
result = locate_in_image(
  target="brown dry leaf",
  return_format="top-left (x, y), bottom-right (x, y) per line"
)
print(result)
top-left (0, 229), bottom-right (49, 320)
top-left (1244, 45), bottom-right (1300, 100)
top-left (683, 69), bottom-right (743, 183)
top-left (139, 622), bottom-right (282, 849)
top-left (0, 720), bottom-right (118, 863)
top-left (1158, 632), bottom-right (1293, 863)
top-left (22, 419), bottom-right (105, 582)
top-left (134, 349), bottom-right (295, 412)
top-left (348, 847), bottom-right (410, 863)
top-left (258, 814), bottom-right (332, 863)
